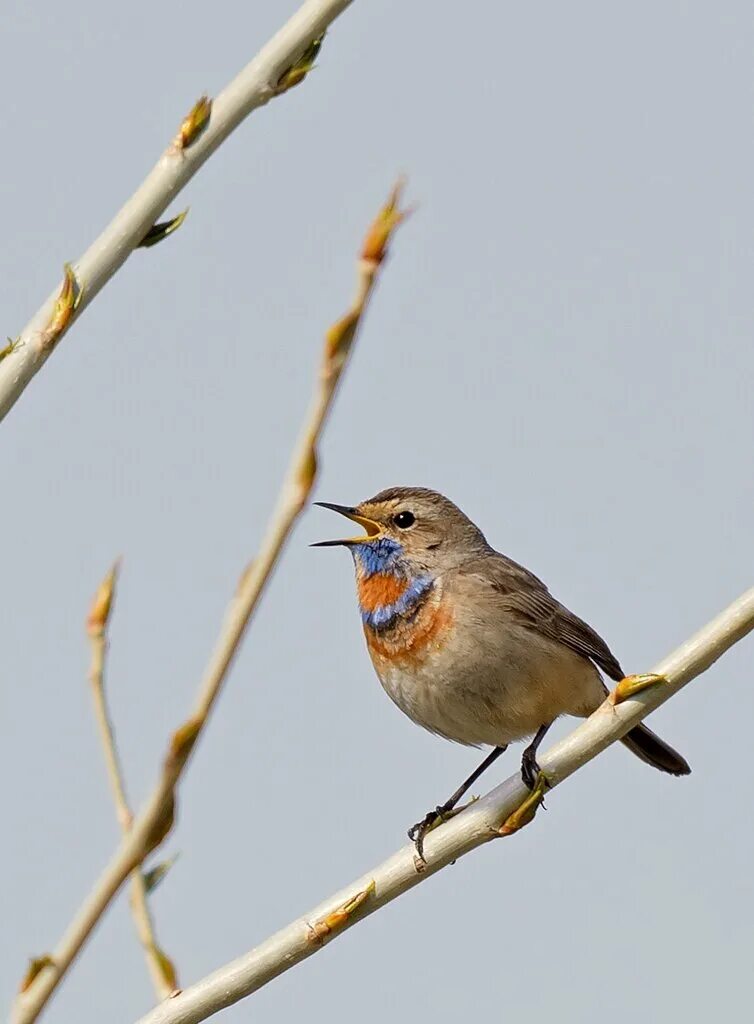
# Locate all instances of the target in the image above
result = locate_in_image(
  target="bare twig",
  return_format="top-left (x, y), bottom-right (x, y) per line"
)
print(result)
top-left (12, 182), bottom-right (410, 1024)
top-left (87, 562), bottom-right (178, 1000)
top-left (0, 0), bottom-right (355, 422)
top-left (129, 588), bottom-right (754, 1024)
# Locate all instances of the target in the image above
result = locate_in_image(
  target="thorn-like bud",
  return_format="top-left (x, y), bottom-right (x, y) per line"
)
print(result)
top-left (87, 560), bottom-right (120, 638)
top-left (498, 773), bottom-right (550, 836)
top-left (175, 96), bottom-right (212, 150)
top-left (0, 336), bottom-right (22, 362)
top-left (152, 945), bottom-right (180, 995)
top-left (297, 447), bottom-right (318, 494)
top-left (166, 717), bottom-right (202, 773)
top-left (139, 209), bottom-right (189, 249)
top-left (308, 880), bottom-right (376, 944)
top-left (40, 264), bottom-right (83, 352)
top-left (274, 33), bottom-right (325, 95)
top-left (19, 956), bottom-right (55, 993)
top-left (609, 673), bottom-right (667, 706)
top-left (143, 853), bottom-right (180, 894)
top-left (361, 179), bottom-right (413, 265)
top-left (235, 560), bottom-right (256, 597)
top-left (144, 794), bottom-right (176, 857)
top-left (324, 311), bottom-right (359, 369)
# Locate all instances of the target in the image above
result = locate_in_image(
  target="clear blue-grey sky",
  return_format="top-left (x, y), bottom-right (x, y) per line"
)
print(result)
top-left (2, 3), bottom-right (753, 1022)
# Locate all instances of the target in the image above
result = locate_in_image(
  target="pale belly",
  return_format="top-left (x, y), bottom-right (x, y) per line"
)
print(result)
top-left (365, 617), bottom-right (606, 748)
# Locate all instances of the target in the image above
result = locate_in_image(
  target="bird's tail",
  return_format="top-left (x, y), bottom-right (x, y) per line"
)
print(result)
top-left (620, 723), bottom-right (691, 776)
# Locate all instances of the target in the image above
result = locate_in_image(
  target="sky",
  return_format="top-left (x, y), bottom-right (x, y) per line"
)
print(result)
top-left (2, 2), bottom-right (753, 1022)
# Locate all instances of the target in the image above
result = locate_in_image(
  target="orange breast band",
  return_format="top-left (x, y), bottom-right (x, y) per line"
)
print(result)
top-left (357, 573), bottom-right (409, 613)
top-left (365, 598), bottom-right (454, 664)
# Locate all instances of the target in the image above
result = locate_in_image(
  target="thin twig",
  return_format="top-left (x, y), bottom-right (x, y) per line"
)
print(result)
top-left (12, 182), bottom-right (410, 1024)
top-left (87, 562), bottom-right (178, 1000)
top-left (129, 588), bottom-right (754, 1024)
top-left (0, 0), bottom-right (355, 422)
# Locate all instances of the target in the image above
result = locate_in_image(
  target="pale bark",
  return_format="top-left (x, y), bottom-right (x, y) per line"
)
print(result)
top-left (87, 563), bottom-right (178, 999)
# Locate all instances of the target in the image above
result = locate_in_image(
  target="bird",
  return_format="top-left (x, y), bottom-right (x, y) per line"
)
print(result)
top-left (313, 486), bottom-right (690, 857)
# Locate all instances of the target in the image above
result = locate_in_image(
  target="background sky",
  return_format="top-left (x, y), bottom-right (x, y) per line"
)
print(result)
top-left (2, 2), bottom-right (753, 1022)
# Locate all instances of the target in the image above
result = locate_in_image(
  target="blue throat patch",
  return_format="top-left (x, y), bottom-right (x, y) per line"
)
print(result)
top-left (350, 537), bottom-right (403, 577)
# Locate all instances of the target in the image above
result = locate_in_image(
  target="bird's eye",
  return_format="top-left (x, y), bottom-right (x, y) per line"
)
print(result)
top-left (392, 510), bottom-right (415, 529)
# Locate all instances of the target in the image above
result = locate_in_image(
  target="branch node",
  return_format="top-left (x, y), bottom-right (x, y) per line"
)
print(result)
top-left (324, 311), bottom-right (359, 372)
top-left (307, 880), bottom-right (376, 944)
top-left (360, 178), bottom-right (414, 265)
top-left (274, 32), bottom-right (326, 95)
top-left (174, 96), bottom-right (212, 151)
top-left (39, 264), bottom-right (83, 353)
top-left (139, 209), bottom-right (190, 249)
top-left (498, 773), bottom-right (550, 836)
top-left (0, 336), bottom-right (23, 363)
top-left (609, 673), bottom-right (667, 706)
top-left (235, 560), bottom-right (256, 597)
top-left (18, 957), bottom-right (55, 994)
top-left (166, 717), bottom-right (203, 773)
top-left (150, 944), bottom-right (181, 997)
top-left (144, 794), bottom-right (177, 858)
top-left (296, 446), bottom-right (318, 496)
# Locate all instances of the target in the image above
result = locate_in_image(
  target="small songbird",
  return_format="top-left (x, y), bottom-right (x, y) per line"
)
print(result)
top-left (314, 487), bottom-right (690, 855)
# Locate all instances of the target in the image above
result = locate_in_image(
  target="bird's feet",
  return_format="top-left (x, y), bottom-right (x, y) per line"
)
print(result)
top-left (408, 803), bottom-right (453, 862)
top-left (520, 749), bottom-right (551, 816)
top-left (520, 747), bottom-right (541, 791)
top-left (408, 798), bottom-right (477, 861)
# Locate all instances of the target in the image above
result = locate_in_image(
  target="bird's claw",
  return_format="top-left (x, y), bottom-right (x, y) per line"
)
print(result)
top-left (408, 805), bottom-right (448, 861)
top-left (520, 750), bottom-right (542, 792)
top-left (408, 798), bottom-right (479, 861)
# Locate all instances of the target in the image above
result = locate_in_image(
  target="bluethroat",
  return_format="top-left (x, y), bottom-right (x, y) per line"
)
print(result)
top-left (314, 487), bottom-right (690, 857)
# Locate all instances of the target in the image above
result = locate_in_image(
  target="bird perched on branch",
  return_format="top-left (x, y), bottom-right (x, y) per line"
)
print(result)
top-left (314, 486), bottom-right (690, 857)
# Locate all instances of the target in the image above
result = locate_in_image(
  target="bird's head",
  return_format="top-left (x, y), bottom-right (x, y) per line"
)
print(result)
top-left (313, 486), bottom-right (489, 578)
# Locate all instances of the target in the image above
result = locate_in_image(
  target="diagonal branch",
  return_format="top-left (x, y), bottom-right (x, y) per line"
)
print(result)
top-left (131, 587), bottom-right (754, 1024)
top-left (87, 562), bottom-right (179, 1000)
top-left (12, 182), bottom-right (409, 1024)
top-left (0, 0), bottom-right (356, 422)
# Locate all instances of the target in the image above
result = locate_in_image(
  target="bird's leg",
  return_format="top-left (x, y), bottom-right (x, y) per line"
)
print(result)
top-left (520, 723), bottom-right (553, 790)
top-left (408, 745), bottom-right (508, 860)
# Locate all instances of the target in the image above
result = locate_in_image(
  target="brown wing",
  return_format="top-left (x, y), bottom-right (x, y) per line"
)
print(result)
top-left (458, 552), bottom-right (625, 682)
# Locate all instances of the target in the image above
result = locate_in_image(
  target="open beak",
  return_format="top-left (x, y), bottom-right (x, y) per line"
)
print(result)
top-left (311, 501), bottom-right (383, 547)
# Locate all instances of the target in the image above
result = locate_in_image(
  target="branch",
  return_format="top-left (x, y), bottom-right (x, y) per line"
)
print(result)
top-left (87, 562), bottom-right (179, 1000)
top-left (130, 587), bottom-right (754, 1024)
top-left (0, 0), bottom-right (355, 422)
top-left (12, 182), bottom-right (410, 1024)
